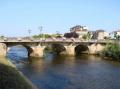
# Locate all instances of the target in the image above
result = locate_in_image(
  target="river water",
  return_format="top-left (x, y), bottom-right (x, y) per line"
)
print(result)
top-left (7, 46), bottom-right (120, 89)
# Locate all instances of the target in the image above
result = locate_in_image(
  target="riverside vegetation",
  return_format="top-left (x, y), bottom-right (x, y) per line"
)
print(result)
top-left (101, 43), bottom-right (120, 60)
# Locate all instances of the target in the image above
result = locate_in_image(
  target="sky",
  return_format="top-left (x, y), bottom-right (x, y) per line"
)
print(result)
top-left (0, 0), bottom-right (120, 37)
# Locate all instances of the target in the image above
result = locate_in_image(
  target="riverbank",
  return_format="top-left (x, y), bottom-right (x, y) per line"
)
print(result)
top-left (0, 57), bottom-right (38, 89)
top-left (100, 43), bottom-right (120, 61)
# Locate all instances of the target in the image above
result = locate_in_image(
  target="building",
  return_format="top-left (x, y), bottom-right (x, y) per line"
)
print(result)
top-left (70, 25), bottom-right (88, 38)
top-left (92, 29), bottom-right (109, 40)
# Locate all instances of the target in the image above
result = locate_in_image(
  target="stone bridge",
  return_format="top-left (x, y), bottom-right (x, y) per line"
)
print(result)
top-left (0, 38), bottom-right (114, 57)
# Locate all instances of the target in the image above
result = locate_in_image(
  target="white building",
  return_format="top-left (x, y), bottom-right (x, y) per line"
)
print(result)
top-left (70, 25), bottom-right (88, 38)
top-left (92, 30), bottom-right (109, 40)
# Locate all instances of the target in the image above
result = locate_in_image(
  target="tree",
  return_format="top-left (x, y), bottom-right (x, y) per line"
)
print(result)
top-left (114, 33), bottom-right (120, 40)
top-left (102, 43), bottom-right (120, 60)
top-left (64, 32), bottom-right (79, 38)
top-left (82, 34), bottom-right (87, 40)
top-left (0, 36), bottom-right (5, 39)
top-left (82, 32), bottom-right (92, 40)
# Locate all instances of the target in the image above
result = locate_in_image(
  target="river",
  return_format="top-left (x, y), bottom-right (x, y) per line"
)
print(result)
top-left (6, 46), bottom-right (120, 89)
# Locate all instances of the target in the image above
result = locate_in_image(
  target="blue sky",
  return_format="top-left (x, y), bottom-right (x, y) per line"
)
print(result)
top-left (0, 0), bottom-right (120, 37)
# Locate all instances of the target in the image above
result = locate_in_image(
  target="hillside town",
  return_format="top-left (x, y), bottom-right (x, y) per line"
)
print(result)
top-left (0, 25), bottom-right (120, 41)
top-left (64, 25), bottom-right (120, 40)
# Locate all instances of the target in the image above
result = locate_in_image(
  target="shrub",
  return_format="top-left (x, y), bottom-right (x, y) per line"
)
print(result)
top-left (102, 43), bottom-right (120, 60)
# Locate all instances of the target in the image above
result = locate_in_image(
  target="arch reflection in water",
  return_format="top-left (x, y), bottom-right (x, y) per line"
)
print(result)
top-left (44, 43), bottom-right (66, 56)
top-left (7, 45), bottom-right (28, 63)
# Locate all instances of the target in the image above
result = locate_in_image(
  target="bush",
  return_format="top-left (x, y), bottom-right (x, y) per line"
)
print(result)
top-left (102, 43), bottom-right (120, 60)
top-left (64, 32), bottom-right (79, 38)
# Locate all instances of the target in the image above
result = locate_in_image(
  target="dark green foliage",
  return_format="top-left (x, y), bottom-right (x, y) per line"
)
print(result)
top-left (64, 32), bottom-right (79, 38)
top-left (82, 32), bottom-right (92, 40)
top-left (32, 34), bottom-right (61, 38)
top-left (102, 43), bottom-right (120, 60)
top-left (82, 34), bottom-right (87, 40)
top-left (33, 34), bottom-right (51, 38)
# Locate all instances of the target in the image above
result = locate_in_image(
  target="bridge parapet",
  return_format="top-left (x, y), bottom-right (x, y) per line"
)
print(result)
top-left (0, 38), bottom-right (116, 43)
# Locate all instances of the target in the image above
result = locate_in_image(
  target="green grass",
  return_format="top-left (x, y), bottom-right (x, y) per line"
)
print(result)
top-left (0, 58), bottom-right (37, 89)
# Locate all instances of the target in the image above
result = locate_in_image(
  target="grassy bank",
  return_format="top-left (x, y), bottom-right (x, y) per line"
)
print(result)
top-left (101, 43), bottom-right (120, 61)
top-left (0, 57), bottom-right (38, 89)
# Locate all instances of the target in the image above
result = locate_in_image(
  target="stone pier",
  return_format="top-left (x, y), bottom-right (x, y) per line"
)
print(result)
top-left (29, 45), bottom-right (46, 58)
top-left (88, 44), bottom-right (104, 54)
top-left (65, 45), bottom-right (76, 56)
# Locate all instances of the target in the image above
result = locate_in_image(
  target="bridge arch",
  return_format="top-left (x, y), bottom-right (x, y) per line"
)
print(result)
top-left (23, 45), bottom-right (33, 57)
top-left (24, 45), bottom-right (46, 58)
top-left (7, 44), bottom-right (46, 58)
top-left (7, 45), bottom-right (33, 58)
top-left (75, 44), bottom-right (89, 55)
top-left (44, 43), bottom-right (66, 55)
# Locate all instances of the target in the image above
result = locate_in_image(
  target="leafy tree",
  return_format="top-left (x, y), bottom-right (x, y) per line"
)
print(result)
top-left (64, 32), bottom-right (79, 38)
top-left (0, 36), bottom-right (5, 39)
top-left (82, 32), bottom-right (92, 40)
top-left (82, 34), bottom-right (87, 40)
top-left (114, 32), bottom-right (120, 40)
top-left (33, 34), bottom-right (55, 38)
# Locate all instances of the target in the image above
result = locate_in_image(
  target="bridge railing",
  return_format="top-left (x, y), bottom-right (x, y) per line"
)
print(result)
top-left (0, 37), bottom-right (118, 43)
